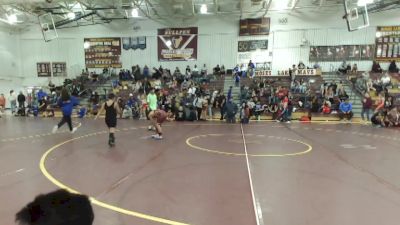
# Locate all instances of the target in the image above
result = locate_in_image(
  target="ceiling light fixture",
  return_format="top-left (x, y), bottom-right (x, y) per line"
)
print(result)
top-left (84, 42), bottom-right (90, 49)
top-left (131, 8), bottom-right (139, 17)
top-left (200, 4), bottom-right (207, 14)
top-left (166, 40), bottom-right (172, 47)
top-left (7, 14), bottom-right (17, 24)
top-left (357, 0), bottom-right (373, 6)
top-left (67, 12), bottom-right (76, 19)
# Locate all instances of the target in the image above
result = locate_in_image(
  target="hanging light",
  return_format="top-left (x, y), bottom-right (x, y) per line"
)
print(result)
top-left (131, 8), bottom-right (139, 17)
top-left (200, 4), bottom-right (207, 14)
top-left (84, 42), bottom-right (90, 49)
top-left (166, 40), bottom-right (172, 47)
top-left (376, 32), bottom-right (382, 38)
top-left (67, 12), bottom-right (76, 19)
top-left (357, 0), bottom-right (373, 6)
top-left (7, 14), bottom-right (17, 24)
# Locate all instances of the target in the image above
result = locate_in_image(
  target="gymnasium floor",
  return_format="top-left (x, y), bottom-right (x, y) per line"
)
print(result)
top-left (1, 118), bottom-right (400, 225)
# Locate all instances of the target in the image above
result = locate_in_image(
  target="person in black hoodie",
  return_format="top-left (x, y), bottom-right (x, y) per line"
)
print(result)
top-left (17, 91), bottom-right (26, 115)
top-left (388, 60), bottom-right (399, 73)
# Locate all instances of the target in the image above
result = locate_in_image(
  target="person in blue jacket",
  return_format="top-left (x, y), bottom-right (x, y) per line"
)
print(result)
top-left (339, 98), bottom-right (353, 121)
top-left (52, 88), bottom-right (79, 133)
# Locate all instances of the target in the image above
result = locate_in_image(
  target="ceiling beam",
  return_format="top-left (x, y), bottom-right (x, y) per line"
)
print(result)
top-left (213, 0), bottom-right (218, 14)
top-left (291, 0), bottom-right (300, 9)
top-left (262, 0), bottom-right (272, 16)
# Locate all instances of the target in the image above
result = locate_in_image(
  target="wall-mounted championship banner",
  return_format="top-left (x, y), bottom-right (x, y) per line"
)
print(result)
top-left (238, 40), bottom-right (268, 52)
top-left (84, 38), bottom-right (122, 68)
top-left (157, 27), bottom-right (198, 61)
top-left (122, 37), bottom-right (146, 50)
top-left (37, 62), bottom-right (51, 77)
top-left (375, 26), bottom-right (400, 62)
top-left (309, 45), bottom-right (374, 62)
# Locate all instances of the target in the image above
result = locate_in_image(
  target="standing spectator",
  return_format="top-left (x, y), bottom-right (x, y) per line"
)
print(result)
top-left (227, 86), bottom-right (233, 101)
top-left (361, 92), bottom-right (372, 121)
top-left (339, 98), bottom-right (353, 121)
top-left (0, 93), bottom-right (5, 117)
top-left (235, 73), bottom-right (240, 87)
top-left (240, 102), bottom-right (250, 124)
top-left (193, 94), bottom-right (204, 121)
top-left (298, 61), bottom-right (305, 69)
top-left (185, 65), bottom-right (191, 78)
top-left (143, 65), bottom-right (150, 78)
top-left (213, 64), bottom-right (221, 75)
top-left (375, 92), bottom-right (385, 113)
top-left (248, 60), bottom-right (255, 78)
top-left (351, 63), bottom-right (358, 74)
top-left (338, 61), bottom-right (348, 74)
top-left (9, 90), bottom-right (17, 115)
top-left (17, 91), bottom-right (26, 115)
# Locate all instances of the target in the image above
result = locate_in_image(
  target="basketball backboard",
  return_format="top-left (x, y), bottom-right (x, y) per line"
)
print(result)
top-left (38, 13), bottom-right (58, 42)
top-left (343, 0), bottom-right (370, 32)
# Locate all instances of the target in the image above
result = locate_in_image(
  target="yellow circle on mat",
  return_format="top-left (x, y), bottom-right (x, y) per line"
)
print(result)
top-left (186, 134), bottom-right (312, 157)
top-left (39, 131), bottom-right (190, 225)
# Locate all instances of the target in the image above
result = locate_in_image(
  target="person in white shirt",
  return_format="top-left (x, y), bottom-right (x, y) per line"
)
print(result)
top-left (381, 73), bottom-right (391, 89)
top-left (193, 94), bottom-right (204, 120)
top-left (9, 90), bottom-right (17, 114)
top-left (201, 64), bottom-right (207, 76)
top-left (188, 85), bottom-right (196, 97)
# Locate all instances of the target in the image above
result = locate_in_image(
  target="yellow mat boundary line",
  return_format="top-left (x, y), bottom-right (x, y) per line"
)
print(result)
top-left (39, 131), bottom-right (190, 225)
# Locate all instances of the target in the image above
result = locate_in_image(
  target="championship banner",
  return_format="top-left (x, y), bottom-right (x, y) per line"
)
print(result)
top-left (122, 37), bottom-right (146, 50)
top-left (37, 62), bottom-right (51, 77)
top-left (375, 26), bottom-right (400, 62)
top-left (309, 45), bottom-right (374, 62)
top-left (158, 27), bottom-right (198, 61)
top-left (239, 18), bottom-right (270, 36)
top-left (84, 37), bottom-right (122, 68)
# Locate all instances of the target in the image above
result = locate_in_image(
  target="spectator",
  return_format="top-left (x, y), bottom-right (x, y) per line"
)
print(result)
top-left (213, 64), bottom-right (221, 74)
top-left (15, 189), bottom-right (94, 225)
top-left (233, 64), bottom-right (240, 76)
top-left (17, 91), bottom-right (26, 109)
top-left (9, 90), bottom-right (17, 115)
top-left (361, 92), bottom-right (372, 121)
top-left (372, 61), bottom-right (383, 73)
top-left (235, 73), bottom-right (240, 87)
top-left (313, 62), bottom-right (321, 69)
top-left (193, 94), bottom-right (204, 121)
top-left (388, 60), bottom-right (399, 73)
top-left (227, 86), bottom-right (233, 101)
top-left (366, 78), bottom-right (375, 92)
top-left (381, 73), bottom-right (391, 89)
top-left (248, 60), bottom-right (255, 78)
top-left (192, 65), bottom-right (199, 76)
top-left (143, 65), bottom-right (150, 78)
top-left (339, 98), bottom-right (353, 121)
top-left (240, 102), bottom-right (250, 124)
top-left (201, 64), bottom-right (208, 76)
top-left (351, 63), bottom-right (358, 74)
top-left (298, 61), bottom-right (306, 69)
top-left (375, 92), bottom-right (385, 113)
top-left (0, 93), bottom-right (5, 117)
top-left (220, 65), bottom-right (226, 75)
top-left (338, 61), bottom-right (348, 74)
top-left (185, 65), bottom-right (191, 77)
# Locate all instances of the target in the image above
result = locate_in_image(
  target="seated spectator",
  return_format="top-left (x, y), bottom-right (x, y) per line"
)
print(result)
top-left (336, 81), bottom-right (345, 96)
top-left (192, 65), bottom-right (199, 76)
top-left (201, 64), bottom-right (208, 76)
top-left (339, 98), bottom-right (353, 121)
top-left (15, 189), bottom-right (94, 225)
top-left (381, 73), bottom-right (392, 89)
top-left (351, 63), bottom-right (358, 74)
top-left (213, 64), bottom-right (221, 74)
top-left (386, 106), bottom-right (400, 127)
top-left (152, 67), bottom-right (162, 79)
top-left (371, 109), bottom-right (387, 127)
top-left (338, 61), bottom-right (347, 74)
top-left (298, 61), bottom-right (306, 69)
top-left (355, 76), bottom-right (367, 94)
top-left (372, 61), bottom-right (383, 73)
top-left (185, 65), bottom-right (191, 77)
top-left (322, 99), bottom-right (331, 114)
top-left (388, 60), bottom-right (399, 73)
top-left (143, 65), bottom-right (150, 78)
top-left (173, 67), bottom-right (181, 77)
top-left (366, 78), bottom-right (375, 92)
top-left (220, 65), bottom-right (226, 75)
top-left (313, 62), bottom-right (321, 69)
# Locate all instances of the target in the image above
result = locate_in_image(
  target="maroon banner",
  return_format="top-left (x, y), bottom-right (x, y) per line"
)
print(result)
top-left (158, 27), bottom-right (198, 61)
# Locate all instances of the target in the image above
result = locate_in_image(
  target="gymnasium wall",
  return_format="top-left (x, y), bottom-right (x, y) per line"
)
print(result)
top-left (0, 27), bottom-right (22, 96)
top-left (14, 9), bottom-right (400, 87)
